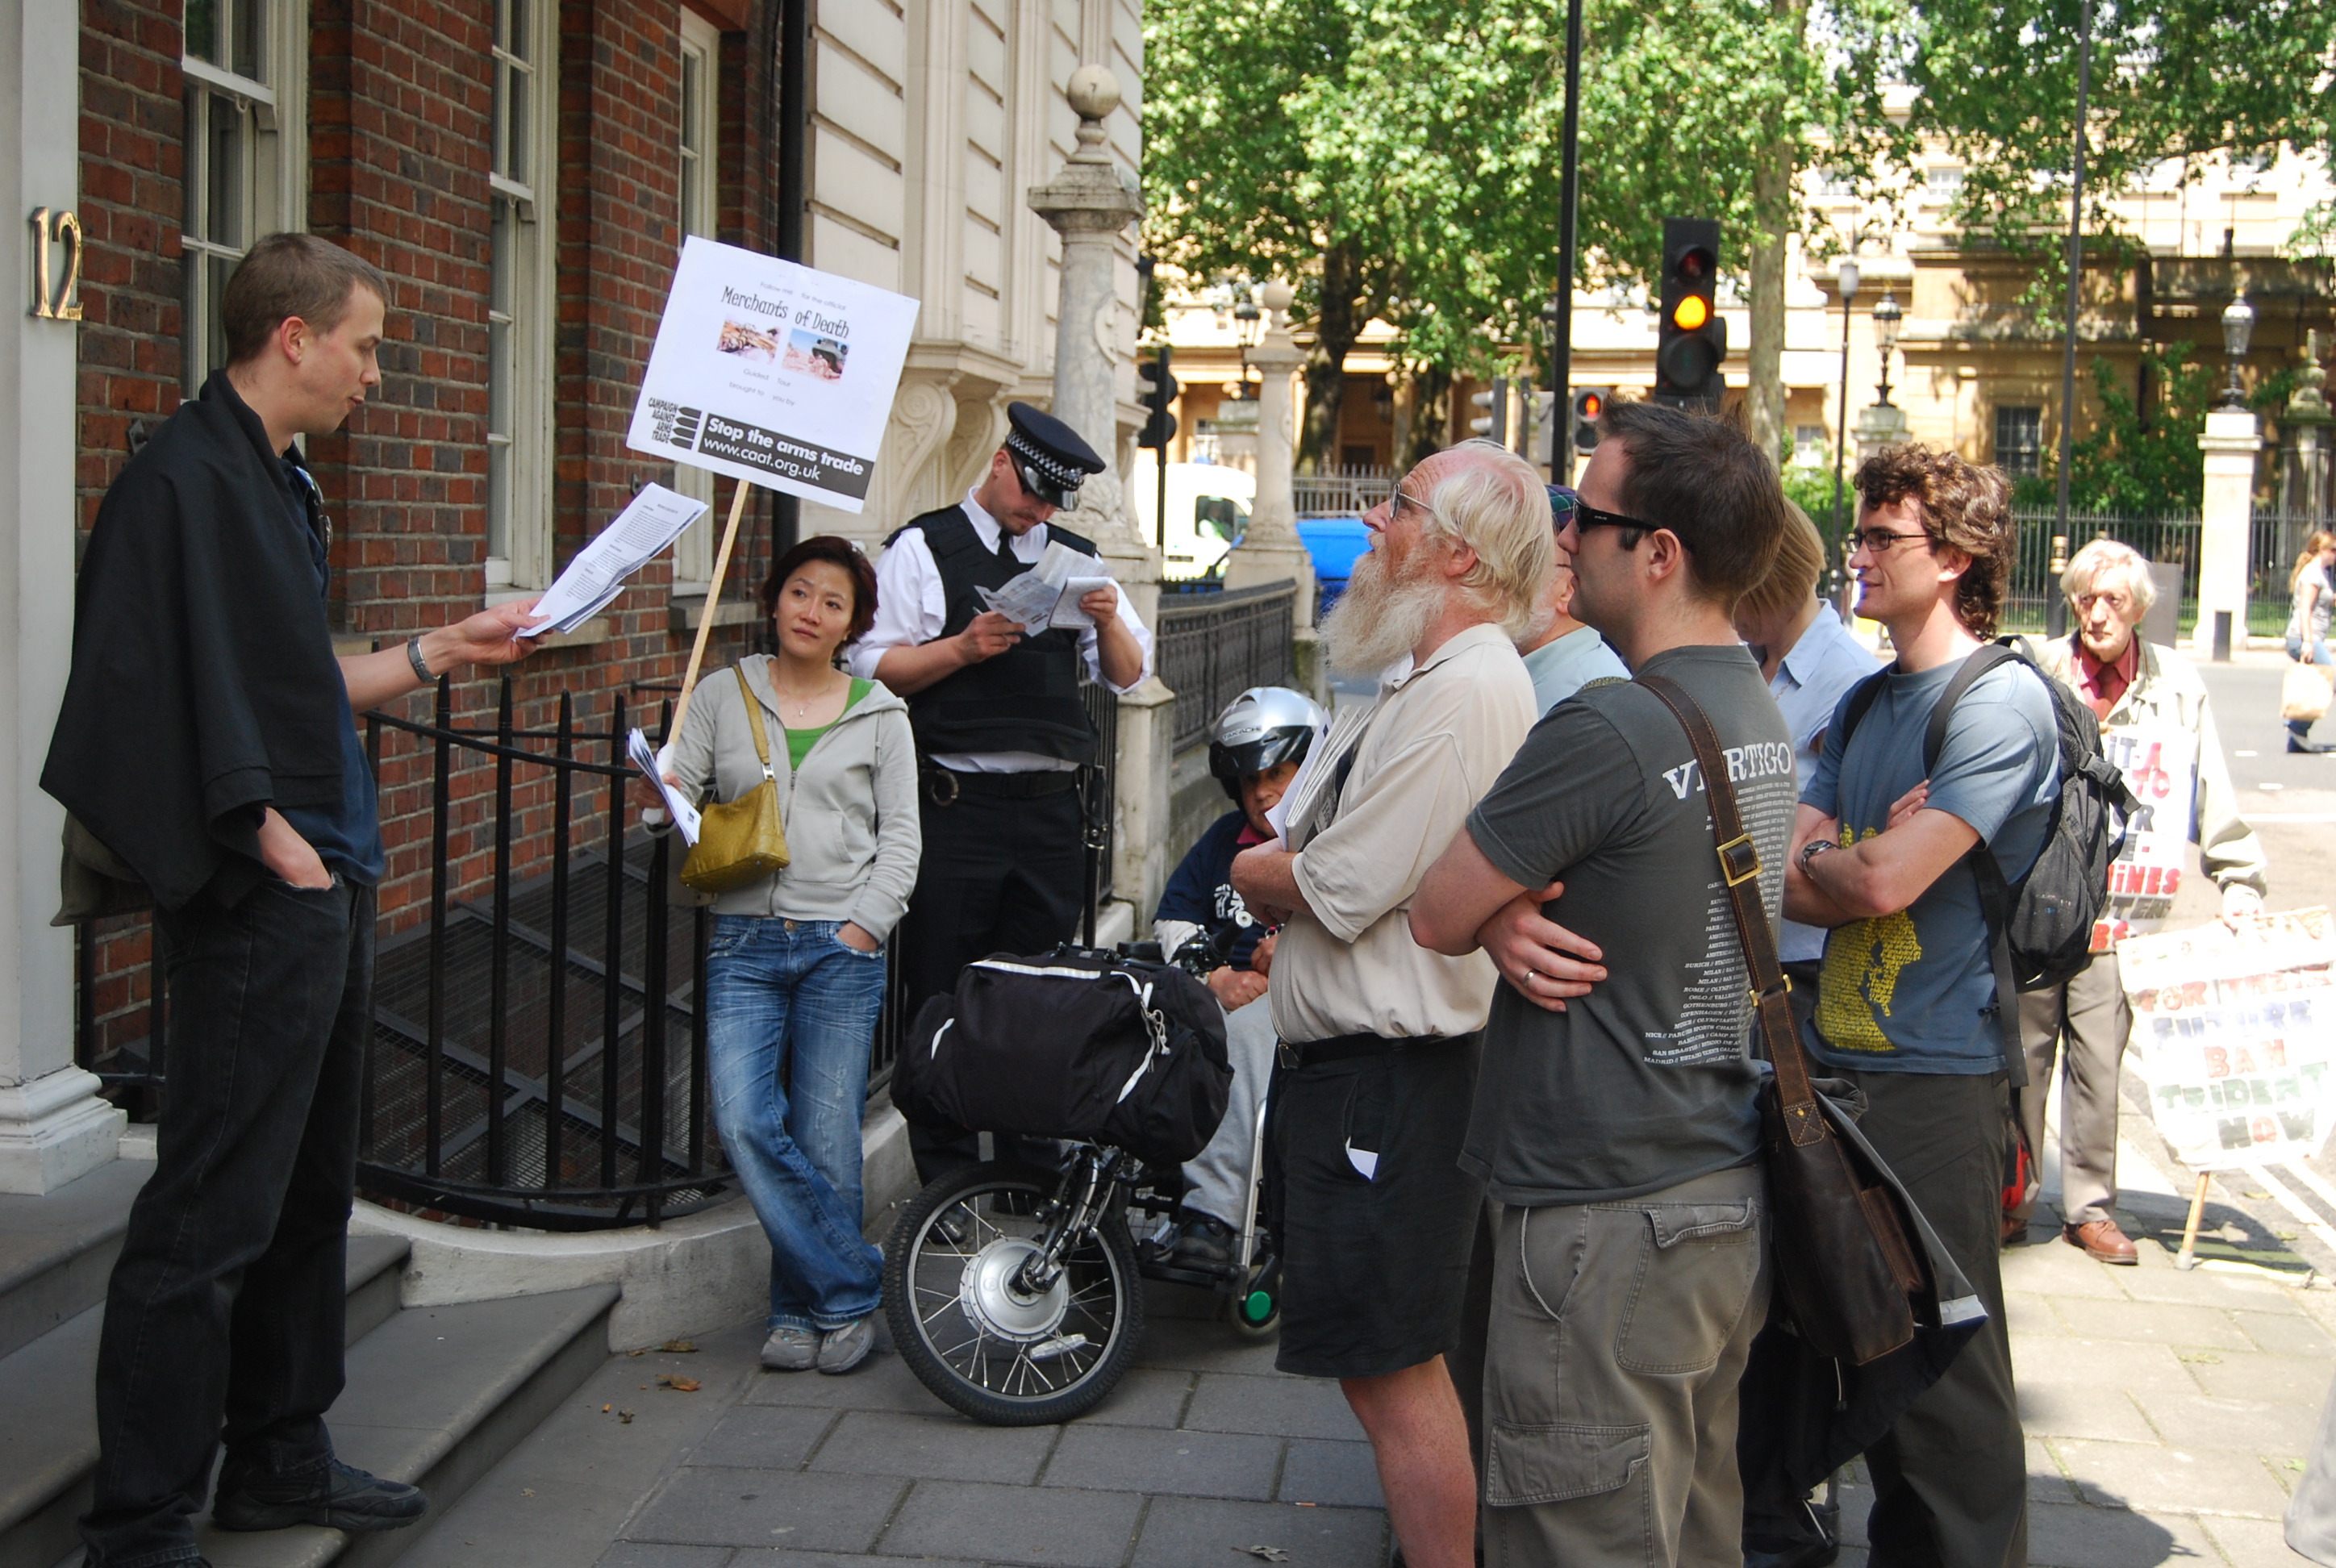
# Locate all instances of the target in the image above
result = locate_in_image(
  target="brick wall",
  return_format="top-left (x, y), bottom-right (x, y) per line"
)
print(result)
top-left (73, 0), bottom-right (783, 1068)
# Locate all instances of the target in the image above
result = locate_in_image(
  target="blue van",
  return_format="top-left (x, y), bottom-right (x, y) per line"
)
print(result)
top-left (1295, 516), bottom-right (1372, 615)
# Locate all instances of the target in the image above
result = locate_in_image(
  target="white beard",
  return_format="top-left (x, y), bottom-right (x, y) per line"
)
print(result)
top-left (1323, 548), bottom-right (1444, 677)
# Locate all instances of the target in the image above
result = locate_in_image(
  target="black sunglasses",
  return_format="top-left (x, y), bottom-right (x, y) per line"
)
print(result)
top-left (1571, 499), bottom-right (1658, 536)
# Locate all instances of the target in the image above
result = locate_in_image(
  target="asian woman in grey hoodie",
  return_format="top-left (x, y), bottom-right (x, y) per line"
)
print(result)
top-left (639, 536), bottom-right (920, 1375)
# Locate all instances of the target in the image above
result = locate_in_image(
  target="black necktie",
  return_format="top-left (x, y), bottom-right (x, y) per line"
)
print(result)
top-left (995, 528), bottom-right (1017, 566)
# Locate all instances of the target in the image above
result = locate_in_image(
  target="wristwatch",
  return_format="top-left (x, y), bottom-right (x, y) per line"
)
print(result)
top-left (1796, 837), bottom-right (1837, 875)
top-left (407, 639), bottom-right (433, 683)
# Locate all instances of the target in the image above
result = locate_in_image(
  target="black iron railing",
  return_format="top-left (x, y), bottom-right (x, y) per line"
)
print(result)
top-left (1158, 581), bottom-right (1298, 752)
top-left (354, 678), bottom-right (727, 1230)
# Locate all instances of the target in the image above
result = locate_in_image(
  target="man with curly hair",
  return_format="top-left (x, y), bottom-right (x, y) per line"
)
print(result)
top-left (1779, 444), bottom-right (2055, 1568)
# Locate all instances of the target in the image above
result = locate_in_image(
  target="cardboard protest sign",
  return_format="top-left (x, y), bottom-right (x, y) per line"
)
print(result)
top-left (2091, 725), bottom-right (2199, 949)
top-left (2121, 907), bottom-right (2336, 1170)
top-left (626, 236), bottom-right (920, 511)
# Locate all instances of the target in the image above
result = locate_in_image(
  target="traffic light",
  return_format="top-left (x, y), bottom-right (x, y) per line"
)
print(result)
top-left (1468, 377), bottom-right (1510, 444)
top-left (1137, 347), bottom-right (1178, 449)
top-left (1654, 217), bottom-right (1726, 410)
top-left (1571, 386), bottom-right (1611, 453)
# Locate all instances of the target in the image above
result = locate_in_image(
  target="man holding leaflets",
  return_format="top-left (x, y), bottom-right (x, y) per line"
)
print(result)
top-left (1782, 444), bottom-right (2054, 1568)
top-left (1410, 402), bottom-right (1796, 1568)
top-left (854, 403), bottom-right (1154, 1180)
top-left (45, 233), bottom-right (544, 1568)
top-left (2017, 539), bottom-right (2267, 1261)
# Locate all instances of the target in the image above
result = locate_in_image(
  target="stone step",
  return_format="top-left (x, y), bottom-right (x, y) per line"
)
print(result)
top-left (0, 1161), bottom-right (150, 1362)
top-left (0, 1234), bottom-right (412, 1568)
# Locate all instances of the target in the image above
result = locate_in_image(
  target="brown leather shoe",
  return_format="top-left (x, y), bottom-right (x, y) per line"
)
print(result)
top-left (2064, 1219), bottom-right (2138, 1265)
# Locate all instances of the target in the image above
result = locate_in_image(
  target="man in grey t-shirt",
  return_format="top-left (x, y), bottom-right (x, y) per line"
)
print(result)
top-left (1414, 402), bottom-right (1792, 1567)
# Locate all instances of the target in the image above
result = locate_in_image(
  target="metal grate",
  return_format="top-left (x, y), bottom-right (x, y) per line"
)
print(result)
top-left (1157, 582), bottom-right (1298, 752)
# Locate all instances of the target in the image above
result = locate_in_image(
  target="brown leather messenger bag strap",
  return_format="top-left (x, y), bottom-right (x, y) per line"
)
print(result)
top-left (1636, 673), bottom-right (1826, 1151)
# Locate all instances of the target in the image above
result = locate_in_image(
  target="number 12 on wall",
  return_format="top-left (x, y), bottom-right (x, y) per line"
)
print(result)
top-left (27, 206), bottom-right (82, 322)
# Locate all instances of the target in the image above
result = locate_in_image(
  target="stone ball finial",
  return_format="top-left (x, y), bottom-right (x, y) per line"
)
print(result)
top-left (1262, 279), bottom-right (1295, 315)
top-left (1067, 65), bottom-right (1120, 123)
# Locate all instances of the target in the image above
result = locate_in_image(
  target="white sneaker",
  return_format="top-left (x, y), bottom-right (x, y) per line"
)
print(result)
top-left (816, 1316), bottom-right (874, 1375)
top-left (760, 1326), bottom-right (819, 1371)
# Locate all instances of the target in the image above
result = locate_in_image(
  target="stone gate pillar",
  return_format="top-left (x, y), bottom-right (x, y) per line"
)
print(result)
top-left (2196, 407), bottom-right (2263, 659)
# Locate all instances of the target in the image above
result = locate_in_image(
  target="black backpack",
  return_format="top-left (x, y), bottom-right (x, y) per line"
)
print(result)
top-left (1836, 637), bottom-right (2137, 1065)
top-left (892, 946), bottom-right (1233, 1168)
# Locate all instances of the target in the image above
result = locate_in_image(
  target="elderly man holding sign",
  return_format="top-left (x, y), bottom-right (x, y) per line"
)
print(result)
top-left (2018, 539), bottom-right (2267, 1261)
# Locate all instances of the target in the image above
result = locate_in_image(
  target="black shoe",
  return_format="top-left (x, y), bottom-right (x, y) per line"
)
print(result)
top-left (212, 1457), bottom-right (429, 1533)
top-left (2288, 736), bottom-right (2336, 753)
top-left (1168, 1215), bottom-right (1234, 1270)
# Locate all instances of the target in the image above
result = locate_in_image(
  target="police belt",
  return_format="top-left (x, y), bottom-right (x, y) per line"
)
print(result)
top-left (1275, 1032), bottom-right (1450, 1070)
top-left (921, 764), bottom-right (1080, 806)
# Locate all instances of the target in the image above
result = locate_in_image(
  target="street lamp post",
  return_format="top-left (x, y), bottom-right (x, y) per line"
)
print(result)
top-left (1873, 290), bottom-right (1903, 406)
top-left (1829, 258), bottom-right (1861, 607)
top-left (2220, 293), bottom-right (2256, 411)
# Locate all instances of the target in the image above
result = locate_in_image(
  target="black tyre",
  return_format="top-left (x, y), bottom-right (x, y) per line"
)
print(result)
top-left (882, 1161), bottom-right (1144, 1426)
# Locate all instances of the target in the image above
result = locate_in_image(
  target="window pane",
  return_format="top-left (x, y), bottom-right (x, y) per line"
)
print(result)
top-left (487, 440), bottom-right (511, 561)
top-left (186, 0), bottom-right (219, 64)
top-left (490, 198), bottom-right (515, 317)
top-left (509, 0), bottom-right (528, 62)
top-left (207, 96), bottom-right (245, 247)
top-left (230, 0), bottom-right (261, 78)
top-left (681, 53), bottom-right (701, 154)
top-left (1995, 406), bottom-right (2042, 477)
top-left (507, 66), bottom-right (528, 181)
top-left (490, 59), bottom-right (508, 178)
top-left (206, 254), bottom-right (236, 377)
top-left (494, 0), bottom-right (512, 54)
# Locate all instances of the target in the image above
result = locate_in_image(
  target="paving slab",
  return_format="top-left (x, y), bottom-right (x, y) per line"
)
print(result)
top-left (807, 1409), bottom-right (1057, 1485)
top-left (2005, 1243), bottom-right (2141, 1299)
top-left (2234, 1311), bottom-right (2336, 1359)
top-left (739, 1353), bottom-right (945, 1416)
top-left (2016, 1336), bottom-right (2207, 1398)
top-left (2010, 1290), bottom-right (2077, 1336)
top-left (2033, 1437), bottom-right (2086, 1506)
top-left (729, 1556), bottom-right (984, 1567)
top-left (597, 1548), bottom-right (737, 1568)
top-left (2025, 1499), bottom-right (2221, 1568)
top-left (626, 1468), bottom-right (906, 1553)
top-left (1040, 1424), bottom-right (1280, 1500)
top-left (875, 1480), bottom-right (1144, 1567)
top-left (687, 1404), bottom-right (841, 1471)
top-left (2130, 1392), bottom-right (2321, 1458)
top-left (1124, 1495), bottom-right (1386, 1568)
top-left (2114, 1266), bottom-right (2311, 1313)
top-left (2196, 1512), bottom-right (2305, 1567)
top-left (1277, 1438), bottom-right (1384, 1508)
top-left (1072, 1366), bottom-right (1196, 1429)
top-left (2046, 1299), bottom-right (2259, 1353)
top-left (2188, 1354), bottom-right (2336, 1408)
top-left (2024, 1382), bottom-right (2159, 1443)
top-left (1182, 1372), bottom-right (1363, 1441)
top-left (2053, 1438), bottom-right (2294, 1519)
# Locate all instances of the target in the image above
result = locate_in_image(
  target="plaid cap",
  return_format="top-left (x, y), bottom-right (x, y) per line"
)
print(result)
top-left (1003, 401), bottom-right (1105, 508)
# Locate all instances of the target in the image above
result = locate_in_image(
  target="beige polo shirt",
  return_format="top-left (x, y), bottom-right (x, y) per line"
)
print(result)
top-left (1269, 621), bottom-right (1539, 1044)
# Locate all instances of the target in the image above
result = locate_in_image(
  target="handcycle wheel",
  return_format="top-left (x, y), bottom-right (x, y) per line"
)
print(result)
top-left (882, 1160), bottom-right (1144, 1427)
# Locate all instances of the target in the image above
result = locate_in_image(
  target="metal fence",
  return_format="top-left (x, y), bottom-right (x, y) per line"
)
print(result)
top-left (1157, 581), bottom-right (1299, 752)
top-left (1293, 467), bottom-right (1393, 518)
top-left (2002, 510), bottom-right (2309, 637)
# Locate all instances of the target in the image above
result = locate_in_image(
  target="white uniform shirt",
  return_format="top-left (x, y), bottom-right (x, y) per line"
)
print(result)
top-left (847, 487), bottom-right (1156, 773)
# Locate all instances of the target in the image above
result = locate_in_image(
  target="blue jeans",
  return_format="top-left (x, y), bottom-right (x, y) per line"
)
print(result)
top-left (705, 916), bottom-right (887, 1332)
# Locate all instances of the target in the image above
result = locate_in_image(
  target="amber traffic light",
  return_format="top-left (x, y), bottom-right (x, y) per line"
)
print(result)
top-left (1654, 218), bottom-right (1725, 410)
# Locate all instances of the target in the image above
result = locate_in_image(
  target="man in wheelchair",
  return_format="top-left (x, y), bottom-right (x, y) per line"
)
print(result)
top-left (1149, 686), bottom-right (1325, 1275)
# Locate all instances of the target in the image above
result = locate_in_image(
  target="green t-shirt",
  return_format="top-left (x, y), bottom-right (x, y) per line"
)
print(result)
top-left (783, 678), bottom-right (872, 773)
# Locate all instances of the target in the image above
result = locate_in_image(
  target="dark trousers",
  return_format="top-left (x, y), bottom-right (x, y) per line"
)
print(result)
top-left (899, 782), bottom-right (1085, 1182)
top-left (82, 878), bottom-right (373, 1568)
top-left (1833, 1068), bottom-right (2027, 1568)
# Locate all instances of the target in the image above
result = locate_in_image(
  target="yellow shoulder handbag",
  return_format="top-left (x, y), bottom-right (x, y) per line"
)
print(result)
top-left (680, 665), bottom-right (793, 894)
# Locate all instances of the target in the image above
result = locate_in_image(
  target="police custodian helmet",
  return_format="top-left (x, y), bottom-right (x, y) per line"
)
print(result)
top-left (1208, 686), bottom-right (1329, 803)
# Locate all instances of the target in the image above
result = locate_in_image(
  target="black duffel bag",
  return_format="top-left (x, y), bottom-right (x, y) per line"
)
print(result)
top-left (892, 947), bottom-right (1233, 1168)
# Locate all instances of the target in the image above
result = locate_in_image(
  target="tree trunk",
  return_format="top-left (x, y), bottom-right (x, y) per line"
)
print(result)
top-left (1746, 0), bottom-right (1808, 469)
top-left (1400, 365), bottom-right (1454, 469)
top-left (1298, 242), bottom-right (1367, 474)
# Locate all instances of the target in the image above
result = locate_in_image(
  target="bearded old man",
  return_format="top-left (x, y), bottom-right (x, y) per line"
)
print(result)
top-left (1229, 439), bottom-right (1548, 1568)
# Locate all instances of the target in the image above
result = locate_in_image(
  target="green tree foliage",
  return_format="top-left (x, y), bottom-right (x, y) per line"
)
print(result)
top-left (1893, 0), bottom-right (2336, 305)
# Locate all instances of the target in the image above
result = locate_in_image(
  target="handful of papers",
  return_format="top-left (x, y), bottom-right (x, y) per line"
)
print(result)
top-left (1265, 703), bottom-right (1372, 852)
top-left (627, 728), bottom-right (701, 845)
top-left (977, 540), bottom-right (1116, 633)
top-left (522, 484), bottom-right (711, 637)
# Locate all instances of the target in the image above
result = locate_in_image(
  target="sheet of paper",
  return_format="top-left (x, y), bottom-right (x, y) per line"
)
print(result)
top-left (1049, 576), bottom-right (1116, 630)
top-left (977, 574), bottom-right (1065, 634)
top-left (524, 483), bottom-right (711, 636)
top-left (625, 236), bottom-right (922, 512)
top-left (1270, 703), bottom-right (1372, 851)
top-left (628, 727), bottom-right (701, 845)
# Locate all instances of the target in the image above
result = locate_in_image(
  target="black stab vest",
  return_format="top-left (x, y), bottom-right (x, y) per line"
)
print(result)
top-left (890, 506), bottom-right (1101, 764)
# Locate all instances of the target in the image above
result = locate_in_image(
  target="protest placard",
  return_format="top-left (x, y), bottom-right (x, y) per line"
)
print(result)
top-left (625, 236), bottom-right (920, 512)
top-left (2091, 725), bottom-right (2199, 949)
top-left (2121, 907), bottom-right (2336, 1170)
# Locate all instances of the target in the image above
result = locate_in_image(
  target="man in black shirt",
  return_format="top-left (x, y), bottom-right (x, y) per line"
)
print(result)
top-left (47, 233), bottom-right (543, 1568)
top-left (1413, 401), bottom-right (1793, 1566)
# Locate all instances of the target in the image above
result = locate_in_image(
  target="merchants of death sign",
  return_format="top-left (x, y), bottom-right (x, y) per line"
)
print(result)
top-left (2091, 726), bottom-right (2198, 950)
top-left (2120, 907), bottom-right (2336, 1170)
top-left (627, 236), bottom-right (920, 511)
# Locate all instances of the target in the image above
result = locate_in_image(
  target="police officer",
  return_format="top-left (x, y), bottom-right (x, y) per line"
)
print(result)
top-left (849, 402), bottom-right (1154, 1179)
